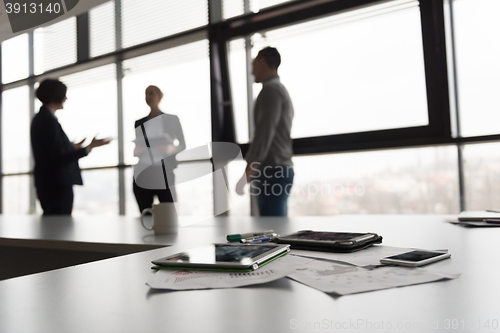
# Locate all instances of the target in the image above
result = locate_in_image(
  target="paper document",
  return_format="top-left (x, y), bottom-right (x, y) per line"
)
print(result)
top-left (146, 255), bottom-right (311, 290)
top-left (287, 259), bottom-right (461, 295)
top-left (290, 245), bottom-right (413, 268)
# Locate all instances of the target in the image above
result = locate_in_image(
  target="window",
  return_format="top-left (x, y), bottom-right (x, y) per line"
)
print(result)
top-left (446, 0), bottom-right (500, 137)
top-left (226, 159), bottom-right (251, 216)
top-left (2, 175), bottom-right (30, 214)
top-left (462, 142), bottom-right (500, 210)
top-left (34, 18), bottom-right (77, 74)
top-left (254, 0), bottom-right (294, 11)
top-left (121, 0), bottom-right (208, 48)
top-left (59, 64), bottom-right (118, 168)
top-left (223, 0), bottom-right (244, 19)
top-left (2, 86), bottom-right (31, 174)
top-left (228, 39), bottom-right (249, 143)
top-left (73, 169), bottom-right (119, 215)
top-left (289, 147), bottom-right (459, 216)
top-left (174, 162), bottom-right (214, 219)
top-left (125, 167), bottom-right (138, 215)
top-left (1, 34), bottom-right (29, 83)
top-left (89, 0), bottom-right (116, 57)
top-left (125, 163), bottom-right (215, 219)
top-left (230, 0), bottom-right (429, 142)
top-left (223, 0), bottom-right (294, 19)
top-left (0, 0), bottom-right (479, 216)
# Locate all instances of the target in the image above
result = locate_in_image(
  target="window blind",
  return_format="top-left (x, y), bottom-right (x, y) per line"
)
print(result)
top-left (222, 0), bottom-right (293, 20)
top-left (34, 17), bottom-right (77, 74)
top-left (121, 0), bottom-right (208, 49)
top-left (122, 40), bottom-right (208, 75)
top-left (89, 0), bottom-right (116, 57)
top-left (60, 63), bottom-right (117, 89)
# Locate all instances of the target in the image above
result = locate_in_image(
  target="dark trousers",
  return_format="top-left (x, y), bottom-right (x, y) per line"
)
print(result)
top-left (251, 166), bottom-right (294, 217)
top-left (133, 180), bottom-right (175, 213)
top-left (36, 185), bottom-right (74, 215)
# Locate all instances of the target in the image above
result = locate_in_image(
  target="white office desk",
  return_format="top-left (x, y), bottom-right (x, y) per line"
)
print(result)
top-left (0, 214), bottom-right (498, 333)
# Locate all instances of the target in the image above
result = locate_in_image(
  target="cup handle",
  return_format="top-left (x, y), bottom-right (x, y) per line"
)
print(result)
top-left (141, 208), bottom-right (154, 230)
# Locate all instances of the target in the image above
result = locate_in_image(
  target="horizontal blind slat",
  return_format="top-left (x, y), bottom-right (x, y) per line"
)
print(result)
top-left (121, 0), bottom-right (208, 48)
top-left (34, 17), bottom-right (77, 73)
top-left (90, 0), bottom-right (116, 57)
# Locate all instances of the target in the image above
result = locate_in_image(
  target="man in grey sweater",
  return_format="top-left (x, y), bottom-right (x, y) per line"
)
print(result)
top-left (238, 47), bottom-right (294, 216)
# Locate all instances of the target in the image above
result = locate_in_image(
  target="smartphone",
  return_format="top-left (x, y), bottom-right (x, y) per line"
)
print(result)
top-left (380, 250), bottom-right (451, 267)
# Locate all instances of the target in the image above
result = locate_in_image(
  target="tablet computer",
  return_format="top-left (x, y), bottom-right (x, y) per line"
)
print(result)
top-left (151, 243), bottom-right (290, 272)
top-left (274, 230), bottom-right (382, 252)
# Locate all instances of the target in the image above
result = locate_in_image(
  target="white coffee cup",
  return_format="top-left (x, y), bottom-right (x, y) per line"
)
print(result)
top-left (141, 202), bottom-right (178, 235)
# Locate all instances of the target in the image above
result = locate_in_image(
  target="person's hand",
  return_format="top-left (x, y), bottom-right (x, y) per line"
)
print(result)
top-left (245, 165), bottom-right (253, 183)
top-left (86, 136), bottom-right (112, 153)
top-left (133, 145), bottom-right (147, 156)
top-left (157, 144), bottom-right (177, 156)
top-left (236, 165), bottom-right (253, 195)
top-left (236, 172), bottom-right (247, 195)
top-left (72, 138), bottom-right (86, 150)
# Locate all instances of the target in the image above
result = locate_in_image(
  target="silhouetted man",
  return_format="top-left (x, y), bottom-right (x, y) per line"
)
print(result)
top-left (238, 47), bottom-right (294, 216)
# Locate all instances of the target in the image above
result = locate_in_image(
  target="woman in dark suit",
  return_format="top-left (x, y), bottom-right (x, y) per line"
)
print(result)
top-left (133, 85), bottom-right (186, 212)
top-left (30, 79), bottom-right (111, 215)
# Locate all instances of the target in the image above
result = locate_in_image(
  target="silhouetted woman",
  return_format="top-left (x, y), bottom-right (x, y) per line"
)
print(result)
top-left (31, 79), bottom-right (111, 215)
top-left (133, 85), bottom-right (186, 212)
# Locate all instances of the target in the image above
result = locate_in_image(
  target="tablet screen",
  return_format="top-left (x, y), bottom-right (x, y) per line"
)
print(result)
top-left (386, 251), bottom-right (444, 262)
top-left (283, 232), bottom-right (367, 241)
top-left (162, 244), bottom-right (279, 264)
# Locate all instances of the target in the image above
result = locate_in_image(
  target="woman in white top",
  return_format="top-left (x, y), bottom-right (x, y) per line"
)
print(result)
top-left (133, 85), bottom-right (186, 212)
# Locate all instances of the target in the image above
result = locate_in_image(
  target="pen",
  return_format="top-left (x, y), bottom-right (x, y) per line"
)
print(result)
top-left (241, 236), bottom-right (273, 244)
top-left (226, 230), bottom-right (275, 242)
top-left (486, 210), bottom-right (500, 213)
top-left (484, 219), bottom-right (500, 224)
top-left (240, 233), bottom-right (278, 243)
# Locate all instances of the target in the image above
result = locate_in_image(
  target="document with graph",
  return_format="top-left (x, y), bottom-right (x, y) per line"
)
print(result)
top-left (287, 258), bottom-right (460, 295)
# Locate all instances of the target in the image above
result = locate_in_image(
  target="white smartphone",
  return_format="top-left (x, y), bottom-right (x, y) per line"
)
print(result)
top-left (380, 250), bottom-right (451, 267)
